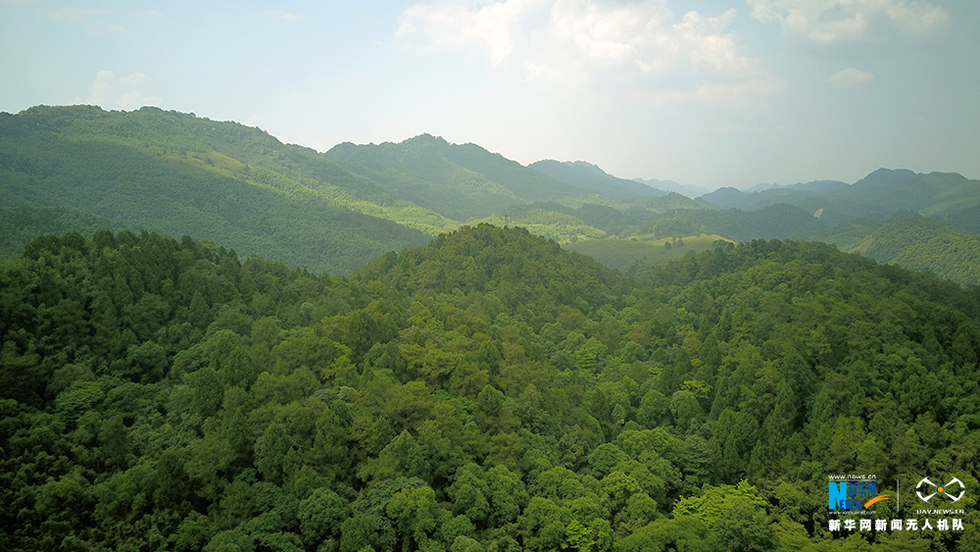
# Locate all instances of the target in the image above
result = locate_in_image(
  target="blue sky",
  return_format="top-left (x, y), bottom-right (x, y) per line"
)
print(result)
top-left (2, 0), bottom-right (978, 189)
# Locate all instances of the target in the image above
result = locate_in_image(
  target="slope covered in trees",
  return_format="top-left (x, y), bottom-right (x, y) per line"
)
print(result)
top-left (2, 225), bottom-right (979, 551)
top-left (324, 136), bottom-right (585, 220)
top-left (7, 104), bottom-right (979, 288)
top-left (698, 184), bottom-right (876, 228)
top-left (699, 170), bottom-right (980, 233)
top-left (635, 203), bottom-right (827, 244)
top-left (0, 203), bottom-right (126, 260)
top-left (0, 105), bottom-right (434, 273)
top-left (852, 215), bottom-right (980, 287)
top-left (844, 169), bottom-right (980, 221)
top-left (528, 160), bottom-right (666, 201)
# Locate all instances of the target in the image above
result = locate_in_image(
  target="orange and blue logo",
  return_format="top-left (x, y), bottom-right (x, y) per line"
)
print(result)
top-left (829, 480), bottom-right (890, 510)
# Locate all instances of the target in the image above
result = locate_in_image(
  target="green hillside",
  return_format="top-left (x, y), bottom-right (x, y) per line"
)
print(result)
top-left (322, 136), bottom-right (710, 240)
top-left (565, 233), bottom-right (732, 272)
top-left (0, 203), bottom-right (126, 259)
top-left (2, 226), bottom-right (979, 551)
top-left (714, 189), bottom-right (882, 228)
top-left (325, 135), bottom-right (585, 221)
top-left (942, 202), bottom-right (980, 233)
top-left (858, 215), bottom-right (951, 262)
top-left (528, 160), bottom-right (666, 200)
top-left (812, 218), bottom-right (883, 251)
top-left (518, 194), bottom-right (711, 239)
top-left (624, 192), bottom-right (713, 213)
top-left (851, 215), bottom-right (980, 287)
top-left (468, 210), bottom-right (607, 243)
top-left (890, 235), bottom-right (980, 287)
top-left (556, 204), bottom-right (840, 275)
top-left (841, 169), bottom-right (980, 221)
top-left (0, 106), bottom-right (730, 275)
top-left (324, 136), bottom-right (520, 221)
top-left (0, 105), bottom-right (437, 274)
top-left (703, 169), bottom-right (980, 234)
top-left (5, 105), bottom-right (980, 289)
top-left (639, 203), bottom-right (827, 243)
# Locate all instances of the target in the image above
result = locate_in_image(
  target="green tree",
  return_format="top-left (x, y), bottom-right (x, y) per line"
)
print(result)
top-left (255, 422), bottom-right (295, 486)
top-left (298, 487), bottom-right (348, 547)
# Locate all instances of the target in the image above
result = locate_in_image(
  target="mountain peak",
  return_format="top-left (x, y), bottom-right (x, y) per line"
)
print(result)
top-left (403, 133), bottom-right (450, 147)
top-left (867, 167), bottom-right (917, 178)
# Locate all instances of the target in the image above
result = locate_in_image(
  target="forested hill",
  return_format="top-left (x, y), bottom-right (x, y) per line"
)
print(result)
top-left (0, 105), bottom-right (434, 274)
top-left (0, 203), bottom-right (126, 259)
top-left (324, 135), bottom-right (586, 220)
top-left (527, 160), bottom-right (666, 201)
top-left (853, 214), bottom-right (980, 287)
top-left (7, 104), bottom-right (979, 286)
top-left (2, 225), bottom-right (979, 551)
top-left (699, 169), bottom-right (980, 232)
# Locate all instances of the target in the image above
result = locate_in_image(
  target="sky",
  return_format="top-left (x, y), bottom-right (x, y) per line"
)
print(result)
top-left (1, 0), bottom-right (978, 190)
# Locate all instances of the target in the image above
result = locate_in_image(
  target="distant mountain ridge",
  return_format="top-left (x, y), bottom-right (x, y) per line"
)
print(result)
top-left (325, 135), bottom-right (618, 220)
top-left (699, 169), bottom-right (980, 232)
top-left (528, 159), bottom-right (667, 200)
top-left (634, 177), bottom-right (708, 198)
top-left (3, 104), bottom-right (980, 285)
top-left (0, 106), bottom-right (706, 270)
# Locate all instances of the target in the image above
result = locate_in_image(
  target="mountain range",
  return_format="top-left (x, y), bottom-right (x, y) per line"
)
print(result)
top-left (3, 105), bottom-right (980, 550)
top-left (2, 105), bottom-right (980, 286)
top-left (699, 169), bottom-right (980, 229)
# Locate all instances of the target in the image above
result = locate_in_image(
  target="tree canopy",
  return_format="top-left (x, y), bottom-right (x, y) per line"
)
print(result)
top-left (1, 225), bottom-right (979, 551)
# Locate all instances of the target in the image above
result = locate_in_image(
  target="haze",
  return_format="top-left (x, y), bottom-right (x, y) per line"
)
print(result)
top-left (2, 0), bottom-right (978, 189)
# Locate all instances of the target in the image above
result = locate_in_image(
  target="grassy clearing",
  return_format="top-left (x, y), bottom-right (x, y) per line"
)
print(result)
top-left (565, 233), bottom-right (732, 271)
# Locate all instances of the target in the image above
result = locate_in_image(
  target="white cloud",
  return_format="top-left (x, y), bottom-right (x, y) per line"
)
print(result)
top-left (397, 0), bottom-right (540, 66)
top-left (547, 0), bottom-right (662, 68)
top-left (746, 0), bottom-right (949, 43)
top-left (46, 8), bottom-right (161, 35)
top-left (672, 9), bottom-right (750, 74)
top-left (829, 67), bottom-right (873, 88)
top-left (644, 75), bottom-right (785, 108)
top-left (81, 71), bottom-right (162, 111)
top-left (269, 10), bottom-right (302, 22)
top-left (47, 9), bottom-right (96, 24)
top-left (138, 9), bottom-right (164, 20)
top-left (397, 0), bottom-right (779, 102)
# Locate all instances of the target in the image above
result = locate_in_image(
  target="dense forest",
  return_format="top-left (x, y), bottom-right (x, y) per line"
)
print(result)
top-left (856, 215), bottom-right (980, 287)
top-left (0, 204), bottom-right (125, 260)
top-left (2, 225), bottom-right (978, 551)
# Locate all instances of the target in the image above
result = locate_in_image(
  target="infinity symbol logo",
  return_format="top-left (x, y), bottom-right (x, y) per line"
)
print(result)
top-left (916, 477), bottom-right (965, 502)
